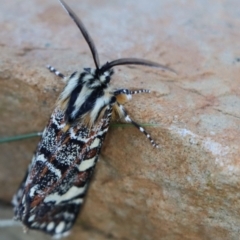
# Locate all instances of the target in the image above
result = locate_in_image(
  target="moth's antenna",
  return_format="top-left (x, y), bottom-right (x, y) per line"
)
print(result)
top-left (100, 58), bottom-right (176, 74)
top-left (58, 0), bottom-right (100, 69)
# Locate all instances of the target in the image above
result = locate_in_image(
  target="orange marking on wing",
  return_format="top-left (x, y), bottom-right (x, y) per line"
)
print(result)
top-left (85, 148), bottom-right (97, 159)
top-left (74, 171), bottom-right (90, 186)
top-left (31, 195), bottom-right (44, 208)
top-left (63, 124), bottom-right (71, 133)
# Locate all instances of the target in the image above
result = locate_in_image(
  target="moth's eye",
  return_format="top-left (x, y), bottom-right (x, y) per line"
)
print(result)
top-left (109, 69), bottom-right (114, 76)
top-left (105, 76), bottom-right (110, 84)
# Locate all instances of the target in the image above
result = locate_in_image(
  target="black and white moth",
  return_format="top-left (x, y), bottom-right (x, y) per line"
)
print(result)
top-left (12, 0), bottom-right (174, 238)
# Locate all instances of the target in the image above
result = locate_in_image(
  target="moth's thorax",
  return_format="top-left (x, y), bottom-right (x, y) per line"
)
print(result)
top-left (82, 68), bottom-right (113, 87)
top-left (57, 68), bottom-right (115, 125)
top-left (60, 68), bottom-right (114, 100)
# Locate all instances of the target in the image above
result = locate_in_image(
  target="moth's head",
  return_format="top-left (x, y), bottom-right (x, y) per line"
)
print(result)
top-left (82, 66), bottom-right (114, 88)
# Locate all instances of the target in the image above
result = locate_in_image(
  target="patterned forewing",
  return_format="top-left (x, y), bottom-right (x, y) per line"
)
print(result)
top-left (13, 106), bottom-right (112, 237)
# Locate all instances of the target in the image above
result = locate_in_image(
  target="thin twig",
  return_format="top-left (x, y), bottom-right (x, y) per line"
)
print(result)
top-left (0, 132), bottom-right (42, 144)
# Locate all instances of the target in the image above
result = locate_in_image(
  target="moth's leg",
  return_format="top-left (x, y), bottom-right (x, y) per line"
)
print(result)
top-left (114, 89), bottom-right (151, 106)
top-left (46, 65), bottom-right (67, 81)
top-left (114, 88), bottom-right (150, 97)
top-left (116, 103), bottom-right (158, 148)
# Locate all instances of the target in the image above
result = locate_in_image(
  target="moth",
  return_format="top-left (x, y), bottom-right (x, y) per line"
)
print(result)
top-left (12, 0), bottom-right (174, 238)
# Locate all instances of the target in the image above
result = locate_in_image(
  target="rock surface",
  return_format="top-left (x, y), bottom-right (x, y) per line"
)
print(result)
top-left (0, 0), bottom-right (240, 239)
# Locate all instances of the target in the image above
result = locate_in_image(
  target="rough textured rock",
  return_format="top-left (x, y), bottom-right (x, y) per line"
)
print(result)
top-left (0, 0), bottom-right (240, 239)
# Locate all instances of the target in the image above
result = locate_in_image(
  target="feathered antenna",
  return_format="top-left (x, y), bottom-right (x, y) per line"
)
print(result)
top-left (100, 58), bottom-right (176, 73)
top-left (58, 0), bottom-right (100, 70)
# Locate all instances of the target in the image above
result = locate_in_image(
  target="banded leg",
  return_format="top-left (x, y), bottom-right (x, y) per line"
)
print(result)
top-left (114, 88), bottom-right (150, 96)
top-left (117, 103), bottom-right (158, 148)
top-left (47, 65), bottom-right (66, 80)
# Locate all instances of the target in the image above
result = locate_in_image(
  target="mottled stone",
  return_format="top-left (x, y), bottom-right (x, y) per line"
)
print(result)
top-left (0, 0), bottom-right (240, 240)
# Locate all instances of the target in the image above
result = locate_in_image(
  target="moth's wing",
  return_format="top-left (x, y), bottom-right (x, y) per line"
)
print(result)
top-left (13, 106), bottom-right (112, 238)
top-left (12, 145), bottom-right (41, 216)
top-left (12, 162), bottom-right (31, 214)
